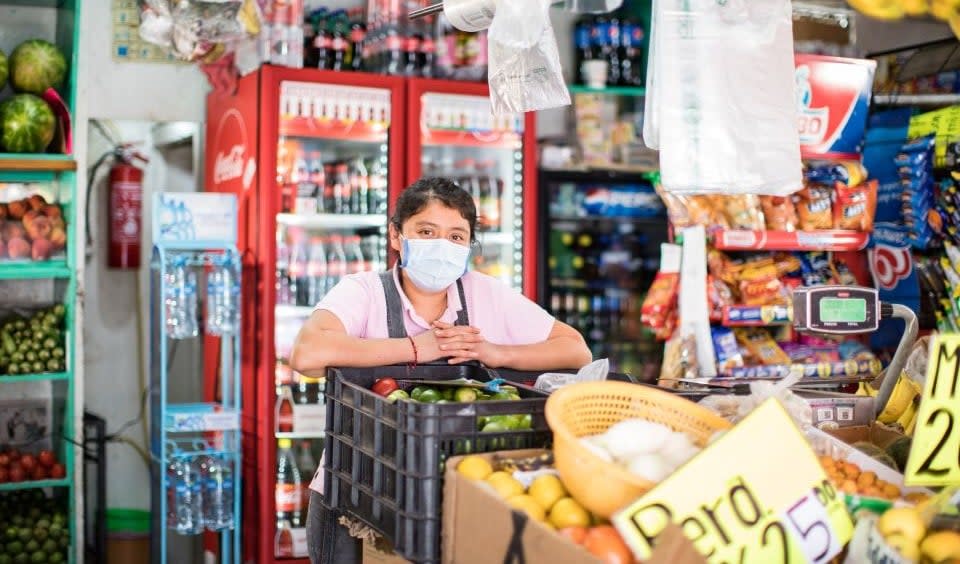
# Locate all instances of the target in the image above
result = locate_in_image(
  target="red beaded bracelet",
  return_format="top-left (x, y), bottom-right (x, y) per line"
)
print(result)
top-left (407, 335), bottom-right (418, 374)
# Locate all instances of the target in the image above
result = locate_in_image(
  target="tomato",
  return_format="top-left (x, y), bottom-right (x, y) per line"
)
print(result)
top-left (19, 455), bottom-right (36, 473)
top-left (0, 453), bottom-right (9, 466)
top-left (50, 463), bottom-right (66, 479)
top-left (584, 526), bottom-right (633, 564)
top-left (7, 449), bottom-right (20, 462)
top-left (31, 466), bottom-right (48, 481)
top-left (371, 378), bottom-right (400, 397)
top-left (38, 450), bottom-right (55, 468)
top-left (559, 526), bottom-right (588, 545)
top-left (0, 467), bottom-right (8, 483)
top-left (8, 465), bottom-right (24, 483)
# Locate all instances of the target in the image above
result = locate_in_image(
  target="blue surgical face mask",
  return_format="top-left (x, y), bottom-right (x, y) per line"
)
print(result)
top-left (399, 236), bottom-right (471, 293)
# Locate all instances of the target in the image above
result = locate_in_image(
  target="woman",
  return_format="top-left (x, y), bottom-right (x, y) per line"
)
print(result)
top-left (289, 177), bottom-right (592, 563)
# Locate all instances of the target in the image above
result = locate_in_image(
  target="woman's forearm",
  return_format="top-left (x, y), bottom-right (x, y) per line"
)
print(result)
top-left (496, 336), bottom-right (592, 371)
top-left (289, 331), bottom-right (415, 377)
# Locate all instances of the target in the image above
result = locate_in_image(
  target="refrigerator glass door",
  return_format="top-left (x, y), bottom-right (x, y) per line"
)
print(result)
top-left (418, 92), bottom-right (525, 290)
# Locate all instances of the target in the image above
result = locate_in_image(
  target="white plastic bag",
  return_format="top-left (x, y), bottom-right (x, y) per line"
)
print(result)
top-left (644, 0), bottom-right (802, 196)
top-left (487, 0), bottom-right (571, 115)
top-left (535, 358), bottom-right (609, 393)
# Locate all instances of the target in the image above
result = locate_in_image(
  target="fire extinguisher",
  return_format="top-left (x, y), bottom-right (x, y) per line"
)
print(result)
top-left (106, 146), bottom-right (148, 269)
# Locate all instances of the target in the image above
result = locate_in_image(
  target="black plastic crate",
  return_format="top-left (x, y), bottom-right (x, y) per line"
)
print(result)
top-left (322, 363), bottom-right (551, 563)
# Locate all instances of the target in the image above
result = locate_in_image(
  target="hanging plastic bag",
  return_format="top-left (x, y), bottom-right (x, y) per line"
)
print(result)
top-left (644, 0), bottom-right (802, 196)
top-left (535, 358), bottom-right (609, 393)
top-left (487, 0), bottom-right (571, 115)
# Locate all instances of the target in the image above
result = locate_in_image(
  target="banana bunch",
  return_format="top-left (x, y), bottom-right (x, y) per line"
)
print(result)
top-left (848, 0), bottom-right (960, 37)
top-left (858, 373), bottom-right (922, 435)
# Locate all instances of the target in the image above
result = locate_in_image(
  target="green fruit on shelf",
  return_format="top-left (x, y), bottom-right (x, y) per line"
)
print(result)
top-left (410, 386), bottom-right (428, 401)
top-left (417, 389), bottom-right (441, 403)
top-left (454, 387), bottom-right (478, 403)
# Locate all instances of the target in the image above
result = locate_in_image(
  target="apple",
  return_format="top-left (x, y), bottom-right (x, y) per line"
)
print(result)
top-left (8, 449), bottom-right (21, 462)
top-left (0, 453), bottom-right (9, 466)
top-left (7, 199), bottom-right (27, 220)
top-left (31, 238), bottom-right (52, 261)
top-left (38, 450), bottom-right (55, 468)
top-left (50, 463), bottom-right (66, 479)
top-left (42, 205), bottom-right (62, 220)
top-left (27, 194), bottom-right (47, 211)
top-left (19, 454), bottom-right (36, 473)
top-left (7, 237), bottom-right (30, 260)
top-left (0, 467), bottom-right (8, 483)
top-left (31, 466), bottom-right (48, 481)
top-left (9, 464), bottom-right (24, 483)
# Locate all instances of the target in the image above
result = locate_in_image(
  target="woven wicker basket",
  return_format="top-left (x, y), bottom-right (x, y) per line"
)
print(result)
top-left (545, 381), bottom-right (732, 518)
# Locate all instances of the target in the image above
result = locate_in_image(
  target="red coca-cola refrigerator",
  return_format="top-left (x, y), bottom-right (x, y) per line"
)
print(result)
top-left (203, 66), bottom-right (538, 563)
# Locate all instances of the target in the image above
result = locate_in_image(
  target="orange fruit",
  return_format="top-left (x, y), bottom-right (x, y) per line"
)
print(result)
top-left (584, 525), bottom-right (632, 564)
top-left (559, 526), bottom-right (588, 545)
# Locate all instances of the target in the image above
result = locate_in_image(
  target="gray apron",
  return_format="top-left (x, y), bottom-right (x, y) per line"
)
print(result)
top-left (378, 269), bottom-right (470, 336)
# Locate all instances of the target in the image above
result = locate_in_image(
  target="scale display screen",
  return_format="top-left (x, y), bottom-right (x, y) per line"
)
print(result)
top-left (792, 286), bottom-right (879, 335)
top-left (819, 297), bottom-right (867, 324)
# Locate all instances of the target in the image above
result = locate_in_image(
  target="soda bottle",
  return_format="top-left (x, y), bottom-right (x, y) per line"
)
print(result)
top-left (314, 12), bottom-right (332, 70)
top-left (288, 231), bottom-right (309, 306)
top-left (322, 163), bottom-right (335, 213)
top-left (331, 10), bottom-right (348, 71)
top-left (356, 158), bottom-right (370, 214)
top-left (362, 235), bottom-right (382, 272)
top-left (385, 26), bottom-right (404, 75)
top-left (345, 235), bottom-right (367, 274)
top-left (419, 16), bottom-right (436, 78)
top-left (368, 158), bottom-right (387, 214)
top-left (296, 441), bottom-right (317, 515)
top-left (350, 20), bottom-right (367, 71)
top-left (306, 237), bottom-right (328, 305)
top-left (404, 19), bottom-right (422, 77)
top-left (277, 386), bottom-right (295, 433)
top-left (308, 152), bottom-right (326, 212)
top-left (326, 235), bottom-right (348, 292)
top-left (621, 18), bottom-right (644, 86)
top-left (332, 162), bottom-right (350, 214)
top-left (457, 159), bottom-right (481, 217)
top-left (606, 16), bottom-right (622, 86)
top-left (275, 519), bottom-right (295, 557)
top-left (201, 455), bottom-right (236, 531)
top-left (477, 160), bottom-right (500, 232)
top-left (276, 438), bottom-right (303, 527)
top-left (276, 232), bottom-right (292, 306)
top-left (575, 18), bottom-right (593, 84)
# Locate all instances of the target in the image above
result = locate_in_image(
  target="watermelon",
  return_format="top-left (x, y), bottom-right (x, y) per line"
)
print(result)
top-left (0, 49), bottom-right (7, 91)
top-left (9, 39), bottom-right (66, 95)
top-left (0, 94), bottom-right (55, 153)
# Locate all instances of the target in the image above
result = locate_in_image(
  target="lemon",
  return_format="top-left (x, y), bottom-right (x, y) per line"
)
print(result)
top-left (507, 494), bottom-right (546, 522)
top-left (528, 474), bottom-right (567, 512)
top-left (878, 507), bottom-right (926, 543)
top-left (920, 530), bottom-right (960, 562)
top-left (457, 455), bottom-right (493, 481)
top-left (486, 471), bottom-right (524, 499)
top-left (885, 533), bottom-right (920, 561)
top-left (548, 497), bottom-right (591, 530)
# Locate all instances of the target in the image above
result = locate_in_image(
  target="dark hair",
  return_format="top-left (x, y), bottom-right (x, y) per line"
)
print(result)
top-left (390, 177), bottom-right (478, 242)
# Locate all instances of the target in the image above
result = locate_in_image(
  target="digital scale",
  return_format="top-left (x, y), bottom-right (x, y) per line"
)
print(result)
top-left (792, 286), bottom-right (881, 335)
top-left (791, 285), bottom-right (917, 417)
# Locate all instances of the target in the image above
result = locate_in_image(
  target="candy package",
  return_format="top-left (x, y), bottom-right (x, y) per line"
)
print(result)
top-left (655, 184), bottom-right (728, 229)
top-left (734, 327), bottom-right (791, 366)
top-left (641, 271), bottom-right (679, 329)
top-left (833, 180), bottom-right (878, 231)
top-left (707, 275), bottom-right (735, 321)
top-left (722, 195), bottom-right (765, 230)
top-left (738, 262), bottom-right (786, 306)
top-left (795, 185), bottom-right (834, 230)
top-left (760, 196), bottom-right (798, 231)
top-left (805, 161), bottom-right (868, 188)
top-left (711, 326), bottom-right (745, 373)
top-left (898, 136), bottom-right (938, 249)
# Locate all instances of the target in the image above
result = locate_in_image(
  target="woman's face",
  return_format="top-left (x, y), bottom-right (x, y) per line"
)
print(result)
top-left (390, 201), bottom-right (472, 254)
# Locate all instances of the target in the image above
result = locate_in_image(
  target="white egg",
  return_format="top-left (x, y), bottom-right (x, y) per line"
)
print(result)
top-left (659, 432), bottom-right (702, 469)
top-left (598, 419), bottom-right (672, 461)
top-left (626, 455), bottom-right (670, 482)
top-left (579, 436), bottom-right (614, 463)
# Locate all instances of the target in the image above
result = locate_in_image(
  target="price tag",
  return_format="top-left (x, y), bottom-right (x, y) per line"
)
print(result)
top-left (905, 334), bottom-right (960, 486)
top-left (612, 399), bottom-right (853, 563)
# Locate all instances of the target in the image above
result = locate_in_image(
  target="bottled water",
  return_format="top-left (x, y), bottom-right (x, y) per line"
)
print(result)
top-left (171, 457), bottom-right (203, 534)
top-left (165, 255), bottom-right (199, 339)
top-left (183, 270), bottom-right (199, 338)
top-left (201, 455), bottom-right (235, 531)
top-left (206, 263), bottom-right (239, 336)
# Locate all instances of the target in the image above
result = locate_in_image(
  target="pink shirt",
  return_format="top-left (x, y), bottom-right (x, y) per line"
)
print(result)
top-left (308, 268), bottom-right (556, 493)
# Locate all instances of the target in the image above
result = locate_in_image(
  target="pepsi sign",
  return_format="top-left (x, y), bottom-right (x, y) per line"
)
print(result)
top-left (795, 55), bottom-right (877, 161)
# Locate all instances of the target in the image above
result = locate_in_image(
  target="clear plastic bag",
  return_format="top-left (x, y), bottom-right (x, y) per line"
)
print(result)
top-left (487, 0), bottom-right (571, 115)
top-left (535, 358), bottom-right (609, 393)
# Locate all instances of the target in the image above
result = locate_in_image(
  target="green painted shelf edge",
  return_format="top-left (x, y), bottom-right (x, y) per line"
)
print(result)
top-left (0, 372), bottom-right (69, 384)
top-left (0, 478), bottom-right (71, 492)
top-left (569, 85), bottom-right (646, 96)
top-left (0, 261), bottom-right (71, 280)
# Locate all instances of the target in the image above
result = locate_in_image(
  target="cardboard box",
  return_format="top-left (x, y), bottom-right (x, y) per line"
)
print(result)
top-left (442, 449), bottom-right (705, 564)
top-left (825, 421), bottom-right (905, 450)
top-left (363, 539), bottom-right (412, 564)
top-left (799, 391), bottom-right (876, 429)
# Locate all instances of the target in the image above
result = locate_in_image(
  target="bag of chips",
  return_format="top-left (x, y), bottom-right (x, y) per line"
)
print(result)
top-left (833, 180), bottom-right (878, 231)
top-left (760, 195), bottom-right (798, 231)
top-left (795, 185), bottom-right (834, 230)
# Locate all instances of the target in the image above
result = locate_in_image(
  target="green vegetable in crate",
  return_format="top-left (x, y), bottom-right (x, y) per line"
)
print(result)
top-left (417, 388), bottom-right (442, 403)
top-left (0, 94), bottom-right (54, 153)
top-left (0, 307), bottom-right (65, 376)
top-left (454, 387), bottom-right (478, 402)
top-left (8, 40), bottom-right (66, 96)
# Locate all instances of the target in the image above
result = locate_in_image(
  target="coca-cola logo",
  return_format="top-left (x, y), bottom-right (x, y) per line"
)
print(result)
top-left (870, 245), bottom-right (912, 290)
top-left (212, 108), bottom-right (256, 191)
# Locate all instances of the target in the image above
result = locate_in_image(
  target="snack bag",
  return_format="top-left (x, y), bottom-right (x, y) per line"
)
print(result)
top-left (734, 327), bottom-right (791, 366)
top-left (738, 263), bottom-right (786, 306)
top-left (641, 272), bottom-right (679, 329)
top-left (723, 195), bottom-right (765, 229)
top-left (707, 275), bottom-right (735, 322)
top-left (833, 180), bottom-right (878, 231)
top-left (760, 195), bottom-right (798, 231)
top-left (711, 326), bottom-right (744, 373)
top-left (795, 185), bottom-right (834, 230)
top-left (805, 160), bottom-right (867, 188)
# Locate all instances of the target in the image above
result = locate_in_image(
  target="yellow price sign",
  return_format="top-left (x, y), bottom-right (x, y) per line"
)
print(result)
top-left (908, 106), bottom-right (960, 164)
top-left (612, 399), bottom-right (853, 563)
top-left (905, 334), bottom-right (960, 486)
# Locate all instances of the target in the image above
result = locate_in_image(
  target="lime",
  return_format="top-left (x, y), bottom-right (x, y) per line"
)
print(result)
top-left (17, 530), bottom-right (29, 543)
top-left (454, 387), bottom-right (478, 403)
top-left (481, 420), bottom-right (508, 433)
top-left (6, 541), bottom-right (22, 555)
top-left (23, 541), bottom-right (37, 554)
top-left (0, 553), bottom-right (12, 564)
top-left (12, 554), bottom-right (26, 564)
top-left (442, 388), bottom-right (455, 401)
top-left (410, 386), bottom-right (428, 401)
top-left (6, 528), bottom-right (17, 540)
top-left (29, 551), bottom-right (44, 564)
top-left (40, 541), bottom-right (55, 554)
top-left (418, 389), bottom-right (441, 403)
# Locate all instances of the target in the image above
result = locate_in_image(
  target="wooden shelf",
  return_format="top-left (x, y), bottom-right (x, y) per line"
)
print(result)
top-left (0, 154), bottom-right (76, 172)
